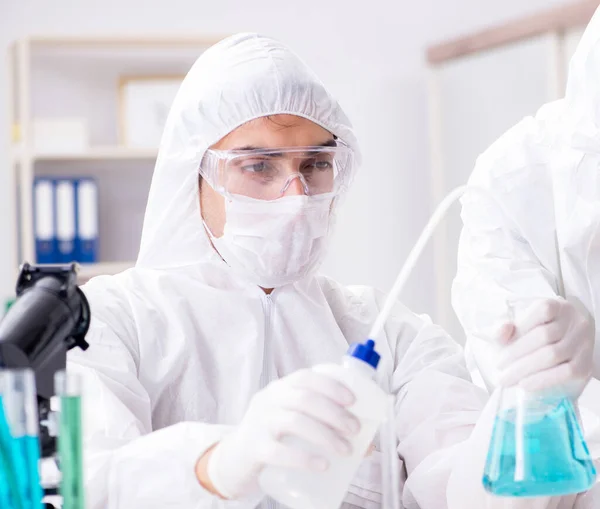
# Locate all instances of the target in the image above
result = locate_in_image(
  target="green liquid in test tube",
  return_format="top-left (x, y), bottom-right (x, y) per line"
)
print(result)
top-left (56, 371), bottom-right (84, 509)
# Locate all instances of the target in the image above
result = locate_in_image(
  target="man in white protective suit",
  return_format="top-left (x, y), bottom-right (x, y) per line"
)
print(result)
top-left (453, 3), bottom-right (600, 500)
top-left (67, 33), bottom-right (597, 508)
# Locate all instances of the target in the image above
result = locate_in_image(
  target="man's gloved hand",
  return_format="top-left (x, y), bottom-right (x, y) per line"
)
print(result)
top-left (206, 368), bottom-right (360, 500)
top-left (497, 298), bottom-right (594, 399)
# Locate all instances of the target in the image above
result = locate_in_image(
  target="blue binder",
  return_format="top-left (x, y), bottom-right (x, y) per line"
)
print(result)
top-left (74, 178), bottom-right (99, 263)
top-left (33, 178), bottom-right (56, 264)
top-left (55, 179), bottom-right (77, 263)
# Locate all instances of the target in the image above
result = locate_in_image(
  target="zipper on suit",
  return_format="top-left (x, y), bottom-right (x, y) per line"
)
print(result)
top-left (260, 293), bottom-right (279, 509)
top-left (260, 293), bottom-right (274, 389)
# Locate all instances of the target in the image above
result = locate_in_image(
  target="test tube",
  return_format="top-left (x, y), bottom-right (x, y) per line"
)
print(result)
top-left (0, 387), bottom-right (13, 507)
top-left (1, 369), bottom-right (43, 509)
top-left (55, 371), bottom-right (84, 509)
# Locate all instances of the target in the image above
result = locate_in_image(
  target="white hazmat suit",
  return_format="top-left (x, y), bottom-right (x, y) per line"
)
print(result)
top-left (66, 33), bottom-right (588, 509)
top-left (452, 3), bottom-right (600, 493)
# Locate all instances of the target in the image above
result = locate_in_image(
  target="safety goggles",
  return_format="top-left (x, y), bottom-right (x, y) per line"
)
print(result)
top-left (199, 141), bottom-right (354, 200)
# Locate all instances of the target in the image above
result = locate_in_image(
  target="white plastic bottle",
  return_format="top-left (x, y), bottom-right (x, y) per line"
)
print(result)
top-left (259, 340), bottom-right (388, 509)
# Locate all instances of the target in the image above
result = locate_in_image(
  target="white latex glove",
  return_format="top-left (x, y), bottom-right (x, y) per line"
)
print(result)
top-left (497, 298), bottom-right (594, 399)
top-left (207, 368), bottom-right (360, 500)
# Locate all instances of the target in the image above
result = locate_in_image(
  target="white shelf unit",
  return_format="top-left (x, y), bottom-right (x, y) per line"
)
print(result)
top-left (18, 147), bottom-right (159, 162)
top-left (7, 36), bottom-right (221, 281)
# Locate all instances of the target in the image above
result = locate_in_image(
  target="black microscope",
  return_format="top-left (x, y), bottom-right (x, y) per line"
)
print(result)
top-left (0, 263), bottom-right (91, 505)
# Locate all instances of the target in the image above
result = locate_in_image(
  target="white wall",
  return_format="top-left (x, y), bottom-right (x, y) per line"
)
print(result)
top-left (0, 0), bottom-right (572, 323)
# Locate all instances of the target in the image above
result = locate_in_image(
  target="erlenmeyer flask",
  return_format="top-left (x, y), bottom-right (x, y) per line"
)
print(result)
top-left (483, 387), bottom-right (596, 496)
top-left (482, 298), bottom-right (596, 497)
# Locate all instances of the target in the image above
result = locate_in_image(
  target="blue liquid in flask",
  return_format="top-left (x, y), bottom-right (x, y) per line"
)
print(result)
top-left (0, 396), bottom-right (43, 509)
top-left (483, 398), bottom-right (596, 497)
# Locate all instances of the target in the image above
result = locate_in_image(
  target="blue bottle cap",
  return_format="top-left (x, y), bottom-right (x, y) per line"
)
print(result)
top-left (346, 339), bottom-right (380, 369)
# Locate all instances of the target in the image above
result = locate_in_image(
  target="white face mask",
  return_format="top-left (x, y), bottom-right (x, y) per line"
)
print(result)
top-left (204, 193), bottom-right (334, 288)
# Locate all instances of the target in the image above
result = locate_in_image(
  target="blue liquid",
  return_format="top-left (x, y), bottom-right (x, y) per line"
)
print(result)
top-left (483, 399), bottom-right (596, 497)
top-left (12, 436), bottom-right (43, 509)
top-left (0, 400), bottom-right (15, 508)
top-left (0, 398), bottom-right (43, 509)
